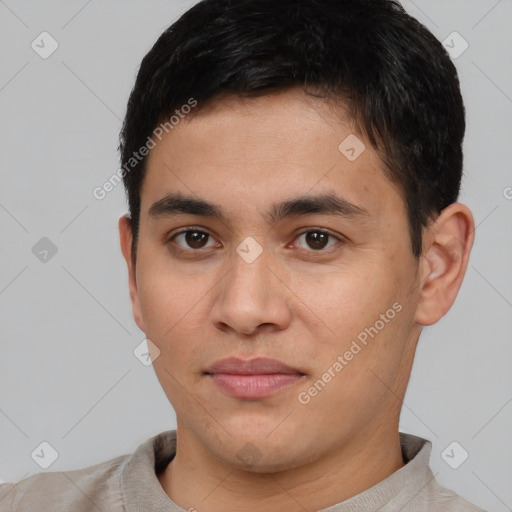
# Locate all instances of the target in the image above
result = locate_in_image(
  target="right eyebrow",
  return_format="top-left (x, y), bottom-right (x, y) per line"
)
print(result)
top-left (148, 194), bottom-right (227, 221)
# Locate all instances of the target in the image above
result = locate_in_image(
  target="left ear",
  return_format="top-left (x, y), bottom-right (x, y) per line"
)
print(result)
top-left (415, 202), bottom-right (475, 326)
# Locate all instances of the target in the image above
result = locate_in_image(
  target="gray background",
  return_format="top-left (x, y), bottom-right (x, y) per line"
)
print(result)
top-left (0, 1), bottom-right (511, 510)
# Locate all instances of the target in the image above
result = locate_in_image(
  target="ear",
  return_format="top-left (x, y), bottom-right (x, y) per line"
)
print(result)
top-left (119, 215), bottom-right (145, 332)
top-left (415, 203), bottom-right (475, 326)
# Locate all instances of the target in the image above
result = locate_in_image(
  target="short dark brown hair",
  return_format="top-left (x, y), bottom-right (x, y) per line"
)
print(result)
top-left (119, 0), bottom-right (465, 259)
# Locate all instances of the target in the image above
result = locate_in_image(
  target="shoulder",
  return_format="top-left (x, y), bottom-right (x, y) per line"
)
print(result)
top-left (398, 433), bottom-right (487, 512)
top-left (420, 479), bottom-right (487, 511)
top-left (0, 454), bottom-right (129, 512)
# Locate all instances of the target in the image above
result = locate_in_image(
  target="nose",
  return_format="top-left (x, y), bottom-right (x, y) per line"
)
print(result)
top-left (210, 247), bottom-right (292, 337)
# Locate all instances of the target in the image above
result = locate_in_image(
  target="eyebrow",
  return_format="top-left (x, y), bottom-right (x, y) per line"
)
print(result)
top-left (148, 192), bottom-right (370, 224)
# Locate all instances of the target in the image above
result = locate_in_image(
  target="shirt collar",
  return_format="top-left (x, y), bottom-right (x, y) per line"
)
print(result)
top-left (121, 430), bottom-right (434, 512)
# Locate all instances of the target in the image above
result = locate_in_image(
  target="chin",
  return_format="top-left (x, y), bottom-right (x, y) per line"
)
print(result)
top-left (226, 444), bottom-right (314, 474)
top-left (214, 427), bottom-right (320, 474)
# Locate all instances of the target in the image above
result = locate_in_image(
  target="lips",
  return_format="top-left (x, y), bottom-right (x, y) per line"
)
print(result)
top-left (205, 357), bottom-right (305, 399)
top-left (206, 357), bottom-right (301, 375)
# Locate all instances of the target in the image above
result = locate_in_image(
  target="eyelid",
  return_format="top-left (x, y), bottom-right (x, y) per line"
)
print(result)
top-left (167, 225), bottom-right (213, 239)
top-left (167, 226), bottom-right (220, 246)
top-left (291, 227), bottom-right (345, 251)
top-left (294, 227), bottom-right (342, 239)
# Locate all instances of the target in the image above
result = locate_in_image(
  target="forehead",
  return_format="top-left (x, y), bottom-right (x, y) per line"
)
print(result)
top-left (140, 89), bottom-right (404, 223)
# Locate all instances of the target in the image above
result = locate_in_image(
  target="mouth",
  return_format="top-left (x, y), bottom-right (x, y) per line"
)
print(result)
top-left (204, 357), bottom-right (306, 399)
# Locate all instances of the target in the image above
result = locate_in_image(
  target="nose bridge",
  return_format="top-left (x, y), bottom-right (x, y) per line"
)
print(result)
top-left (212, 242), bottom-right (291, 334)
top-left (226, 243), bottom-right (272, 304)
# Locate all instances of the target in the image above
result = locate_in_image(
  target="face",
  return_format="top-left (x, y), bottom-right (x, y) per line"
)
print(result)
top-left (123, 89), bottom-right (425, 472)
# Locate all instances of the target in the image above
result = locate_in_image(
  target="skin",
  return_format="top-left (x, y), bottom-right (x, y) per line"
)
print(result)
top-left (119, 88), bottom-right (474, 512)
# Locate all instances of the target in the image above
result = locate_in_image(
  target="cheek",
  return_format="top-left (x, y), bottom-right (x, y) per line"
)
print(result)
top-left (138, 267), bottom-right (206, 406)
top-left (293, 259), bottom-right (404, 335)
top-left (292, 257), bottom-right (415, 386)
top-left (134, 253), bottom-right (222, 383)
top-left (136, 245), bottom-right (205, 336)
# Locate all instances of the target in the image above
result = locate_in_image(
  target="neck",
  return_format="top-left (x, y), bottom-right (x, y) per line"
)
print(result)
top-left (158, 422), bottom-right (404, 512)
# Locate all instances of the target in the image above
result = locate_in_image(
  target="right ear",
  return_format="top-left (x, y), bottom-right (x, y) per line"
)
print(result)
top-left (119, 215), bottom-right (145, 332)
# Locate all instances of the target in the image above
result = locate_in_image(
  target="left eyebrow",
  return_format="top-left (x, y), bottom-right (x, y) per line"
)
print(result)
top-left (147, 192), bottom-right (370, 224)
top-left (266, 193), bottom-right (370, 224)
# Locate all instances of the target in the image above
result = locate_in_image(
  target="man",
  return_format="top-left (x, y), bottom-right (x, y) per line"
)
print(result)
top-left (0, 0), bottom-right (486, 510)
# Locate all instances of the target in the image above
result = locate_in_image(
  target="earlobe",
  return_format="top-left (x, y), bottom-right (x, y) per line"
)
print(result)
top-left (414, 203), bottom-right (475, 326)
top-left (119, 215), bottom-right (145, 332)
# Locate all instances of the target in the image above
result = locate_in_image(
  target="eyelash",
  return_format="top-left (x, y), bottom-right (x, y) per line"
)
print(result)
top-left (166, 227), bottom-right (344, 255)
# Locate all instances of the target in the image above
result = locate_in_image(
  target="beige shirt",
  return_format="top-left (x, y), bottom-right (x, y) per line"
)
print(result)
top-left (0, 431), bottom-right (485, 511)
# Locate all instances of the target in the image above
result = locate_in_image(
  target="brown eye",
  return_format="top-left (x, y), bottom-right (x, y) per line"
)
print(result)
top-left (172, 229), bottom-right (216, 250)
top-left (295, 230), bottom-right (339, 251)
top-left (185, 231), bottom-right (209, 248)
top-left (305, 231), bottom-right (328, 250)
